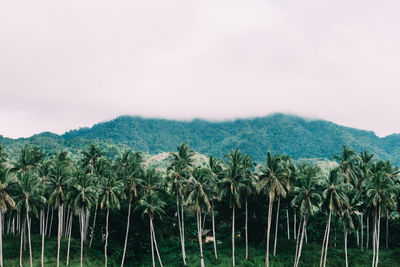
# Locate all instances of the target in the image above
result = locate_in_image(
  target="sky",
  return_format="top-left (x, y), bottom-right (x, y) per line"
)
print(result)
top-left (1, 0), bottom-right (400, 138)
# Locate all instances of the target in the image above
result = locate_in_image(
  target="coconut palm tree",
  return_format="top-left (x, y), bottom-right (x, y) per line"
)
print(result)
top-left (185, 166), bottom-right (212, 267)
top-left (98, 160), bottom-right (122, 267)
top-left (220, 149), bottom-right (246, 267)
top-left (258, 152), bottom-right (290, 267)
top-left (167, 142), bottom-right (195, 265)
top-left (0, 165), bottom-right (15, 267)
top-left (319, 167), bottom-right (351, 267)
top-left (69, 171), bottom-right (97, 267)
top-left (334, 146), bottom-right (360, 185)
top-left (118, 150), bottom-right (143, 267)
top-left (14, 171), bottom-right (46, 267)
top-left (291, 165), bottom-right (322, 267)
top-left (47, 152), bottom-right (74, 267)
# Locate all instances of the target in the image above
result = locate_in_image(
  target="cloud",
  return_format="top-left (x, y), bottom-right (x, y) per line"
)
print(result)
top-left (1, 0), bottom-right (399, 138)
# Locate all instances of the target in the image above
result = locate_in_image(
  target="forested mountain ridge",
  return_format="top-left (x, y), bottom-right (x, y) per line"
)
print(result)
top-left (1, 113), bottom-right (400, 163)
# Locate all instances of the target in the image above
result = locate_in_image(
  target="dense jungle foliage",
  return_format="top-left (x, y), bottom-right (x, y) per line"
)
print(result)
top-left (0, 141), bottom-right (399, 267)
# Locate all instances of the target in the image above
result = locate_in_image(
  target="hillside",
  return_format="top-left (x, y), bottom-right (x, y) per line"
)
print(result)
top-left (1, 113), bottom-right (400, 164)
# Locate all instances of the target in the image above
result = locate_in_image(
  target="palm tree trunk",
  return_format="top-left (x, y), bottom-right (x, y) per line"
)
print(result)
top-left (245, 196), bottom-right (248, 260)
top-left (149, 215), bottom-right (155, 267)
top-left (20, 219), bottom-right (25, 267)
top-left (26, 209), bottom-right (33, 267)
top-left (293, 208), bottom-right (296, 239)
top-left (375, 205), bottom-right (381, 267)
top-left (66, 212), bottom-right (73, 266)
top-left (121, 201), bottom-right (132, 267)
top-left (356, 230), bottom-right (359, 247)
top-left (197, 211), bottom-right (205, 267)
top-left (45, 204), bottom-right (50, 236)
top-left (41, 209), bottom-right (45, 267)
top-left (181, 195), bottom-right (186, 263)
top-left (212, 202), bottom-right (218, 259)
top-left (294, 214), bottom-right (302, 267)
top-left (323, 211), bottom-right (332, 267)
top-left (48, 207), bottom-right (54, 237)
top-left (273, 196), bottom-right (280, 256)
top-left (372, 207), bottom-right (377, 267)
top-left (295, 215), bottom-right (306, 267)
top-left (57, 204), bottom-right (61, 267)
top-left (150, 215), bottom-right (163, 267)
top-left (0, 211), bottom-right (3, 267)
top-left (89, 203), bottom-right (98, 247)
top-left (286, 209), bottom-right (290, 240)
top-left (232, 203), bottom-right (235, 267)
top-left (385, 209), bottom-right (389, 249)
top-left (320, 210), bottom-right (330, 267)
top-left (361, 213), bottom-right (364, 253)
top-left (265, 194), bottom-right (274, 267)
top-left (366, 214), bottom-right (369, 250)
top-left (344, 229), bottom-right (348, 267)
top-left (104, 208), bottom-right (109, 267)
top-left (80, 207), bottom-right (85, 267)
top-left (176, 193), bottom-right (186, 265)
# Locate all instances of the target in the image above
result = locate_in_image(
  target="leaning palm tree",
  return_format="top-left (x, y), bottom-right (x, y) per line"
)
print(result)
top-left (69, 171), bottom-right (97, 267)
top-left (220, 149), bottom-right (246, 267)
top-left (319, 167), bottom-right (350, 267)
top-left (258, 152), bottom-right (290, 267)
top-left (98, 161), bottom-right (122, 267)
top-left (0, 165), bottom-right (15, 267)
top-left (47, 152), bottom-right (74, 267)
top-left (118, 150), bottom-right (143, 267)
top-left (291, 165), bottom-right (322, 267)
top-left (14, 171), bottom-right (46, 267)
top-left (185, 166), bottom-right (212, 267)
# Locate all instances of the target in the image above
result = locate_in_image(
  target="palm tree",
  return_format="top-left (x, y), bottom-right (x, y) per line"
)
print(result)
top-left (319, 167), bottom-right (350, 267)
top-left (258, 152), bottom-right (290, 267)
top-left (207, 155), bottom-right (223, 259)
top-left (14, 171), bottom-right (46, 267)
top-left (47, 152), bottom-right (74, 267)
top-left (334, 146), bottom-right (360, 185)
top-left (69, 171), bottom-right (97, 267)
top-left (98, 160), bottom-right (122, 267)
top-left (291, 165), bottom-right (322, 267)
top-left (118, 150), bottom-right (143, 267)
top-left (220, 149), bottom-right (246, 267)
top-left (185, 166), bottom-right (212, 267)
top-left (241, 154), bottom-right (256, 260)
top-left (81, 144), bottom-right (104, 247)
top-left (166, 142), bottom-right (195, 265)
top-left (11, 146), bottom-right (44, 173)
top-left (0, 165), bottom-right (15, 267)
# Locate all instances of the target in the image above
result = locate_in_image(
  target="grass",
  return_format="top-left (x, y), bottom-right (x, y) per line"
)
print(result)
top-left (2, 234), bottom-right (400, 266)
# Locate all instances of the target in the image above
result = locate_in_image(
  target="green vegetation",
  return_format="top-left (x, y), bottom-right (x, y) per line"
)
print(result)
top-left (0, 138), bottom-right (400, 267)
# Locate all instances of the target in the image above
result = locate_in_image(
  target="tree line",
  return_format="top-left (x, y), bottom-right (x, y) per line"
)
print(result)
top-left (0, 143), bottom-right (399, 267)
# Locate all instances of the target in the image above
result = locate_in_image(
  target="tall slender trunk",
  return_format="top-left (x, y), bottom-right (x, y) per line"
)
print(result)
top-left (150, 215), bottom-right (155, 267)
top-left (356, 230), bottom-right (359, 247)
top-left (48, 208), bottom-right (54, 237)
top-left (45, 204), bottom-right (50, 236)
top-left (41, 209), bottom-right (45, 267)
top-left (176, 193), bottom-right (186, 265)
top-left (20, 219), bottom-right (25, 267)
top-left (265, 194), bottom-right (274, 267)
top-left (66, 212), bottom-right (73, 266)
top-left (295, 215), bottom-right (306, 267)
top-left (245, 196), bottom-right (248, 260)
top-left (286, 209), bottom-right (290, 240)
top-left (26, 209), bottom-right (33, 267)
top-left (89, 203), bottom-right (98, 247)
top-left (273, 196), bottom-right (280, 256)
top-left (375, 205), bottom-right (381, 267)
top-left (366, 214), bottom-right (369, 250)
top-left (361, 213), bottom-right (364, 253)
top-left (121, 202), bottom-right (132, 267)
top-left (294, 214), bottom-right (302, 267)
top-left (320, 210), bottom-right (330, 267)
top-left (232, 203), bottom-right (235, 267)
top-left (197, 211), bottom-right (205, 267)
top-left (385, 210), bottom-right (389, 249)
top-left (0, 211), bottom-right (3, 267)
top-left (323, 211), bottom-right (332, 267)
top-left (150, 216), bottom-right (163, 267)
top-left (212, 202), bottom-right (218, 259)
top-left (80, 207), bottom-right (85, 267)
top-left (181, 195), bottom-right (186, 262)
top-left (372, 207), bottom-right (377, 267)
top-left (344, 229), bottom-right (348, 267)
top-left (293, 208), bottom-right (297, 239)
top-left (104, 208), bottom-right (109, 267)
top-left (57, 204), bottom-right (61, 267)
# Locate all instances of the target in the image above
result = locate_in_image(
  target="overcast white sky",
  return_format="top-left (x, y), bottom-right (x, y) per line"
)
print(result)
top-left (1, 0), bottom-right (399, 138)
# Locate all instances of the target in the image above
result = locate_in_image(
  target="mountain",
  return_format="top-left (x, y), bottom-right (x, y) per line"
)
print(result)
top-left (1, 113), bottom-right (400, 164)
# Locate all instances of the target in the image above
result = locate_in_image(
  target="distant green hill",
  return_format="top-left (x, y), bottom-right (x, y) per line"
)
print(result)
top-left (1, 113), bottom-right (400, 164)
